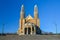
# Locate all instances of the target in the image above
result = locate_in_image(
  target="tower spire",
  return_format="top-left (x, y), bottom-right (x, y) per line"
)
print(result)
top-left (34, 4), bottom-right (38, 19)
top-left (20, 5), bottom-right (24, 19)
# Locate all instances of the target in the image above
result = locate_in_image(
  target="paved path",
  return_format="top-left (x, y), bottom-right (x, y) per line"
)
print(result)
top-left (0, 35), bottom-right (60, 40)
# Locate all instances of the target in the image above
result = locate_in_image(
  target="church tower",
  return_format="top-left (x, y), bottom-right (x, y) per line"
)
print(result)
top-left (17, 5), bottom-right (25, 35)
top-left (34, 5), bottom-right (40, 28)
top-left (34, 5), bottom-right (38, 19)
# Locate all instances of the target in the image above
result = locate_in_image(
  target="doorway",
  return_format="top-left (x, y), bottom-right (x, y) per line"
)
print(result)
top-left (25, 28), bottom-right (27, 34)
top-left (24, 27), bottom-right (31, 35)
top-left (28, 27), bottom-right (31, 34)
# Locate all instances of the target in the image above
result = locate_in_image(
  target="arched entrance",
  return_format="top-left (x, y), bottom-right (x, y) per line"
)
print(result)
top-left (24, 22), bottom-right (36, 35)
top-left (28, 27), bottom-right (31, 34)
top-left (24, 27), bottom-right (31, 35)
top-left (25, 28), bottom-right (27, 34)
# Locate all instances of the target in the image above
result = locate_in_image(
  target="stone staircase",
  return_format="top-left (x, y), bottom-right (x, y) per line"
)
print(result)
top-left (0, 35), bottom-right (60, 40)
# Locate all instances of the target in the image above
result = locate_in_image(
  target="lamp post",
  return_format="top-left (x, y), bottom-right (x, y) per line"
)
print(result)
top-left (55, 23), bottom-right (57, 35)
top-left (2, 24), bottom-right (5, 35)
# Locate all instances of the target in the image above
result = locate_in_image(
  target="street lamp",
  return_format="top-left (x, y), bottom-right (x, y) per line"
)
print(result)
top-left (2, 24), bottom-right (5, 35)
top-left (55, 23), bottom-right (57, 35)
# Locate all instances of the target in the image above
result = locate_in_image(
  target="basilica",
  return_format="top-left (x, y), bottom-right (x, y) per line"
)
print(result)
top-left (17, 5), bottom-right (41, 35)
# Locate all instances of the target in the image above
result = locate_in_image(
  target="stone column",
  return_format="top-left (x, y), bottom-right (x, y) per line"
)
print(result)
top-left (31, 26), bottom-right (32, 35)
top-left (34, 27), bottom-right (36, 35)
top-left (27, 27), bottom-right (28, 35)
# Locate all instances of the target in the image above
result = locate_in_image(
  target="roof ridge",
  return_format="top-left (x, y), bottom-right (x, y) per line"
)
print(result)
top-left (26, 14), bottom-right (33, 19)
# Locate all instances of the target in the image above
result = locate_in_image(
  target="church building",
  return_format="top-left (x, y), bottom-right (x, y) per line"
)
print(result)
top-left (17, 5), bottom-right (41, 35)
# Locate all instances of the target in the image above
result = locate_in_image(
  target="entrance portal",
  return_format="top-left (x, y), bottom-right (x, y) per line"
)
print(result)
top-left (24, 27), bottom-right (31, 35)
top-left (28, 28), bottom-right (31, 34)
top-left (25, 28), bottom-right (27, 34)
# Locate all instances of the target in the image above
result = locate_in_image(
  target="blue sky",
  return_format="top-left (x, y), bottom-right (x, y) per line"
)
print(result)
top-left (0, 0), bottom-right (60, 33)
